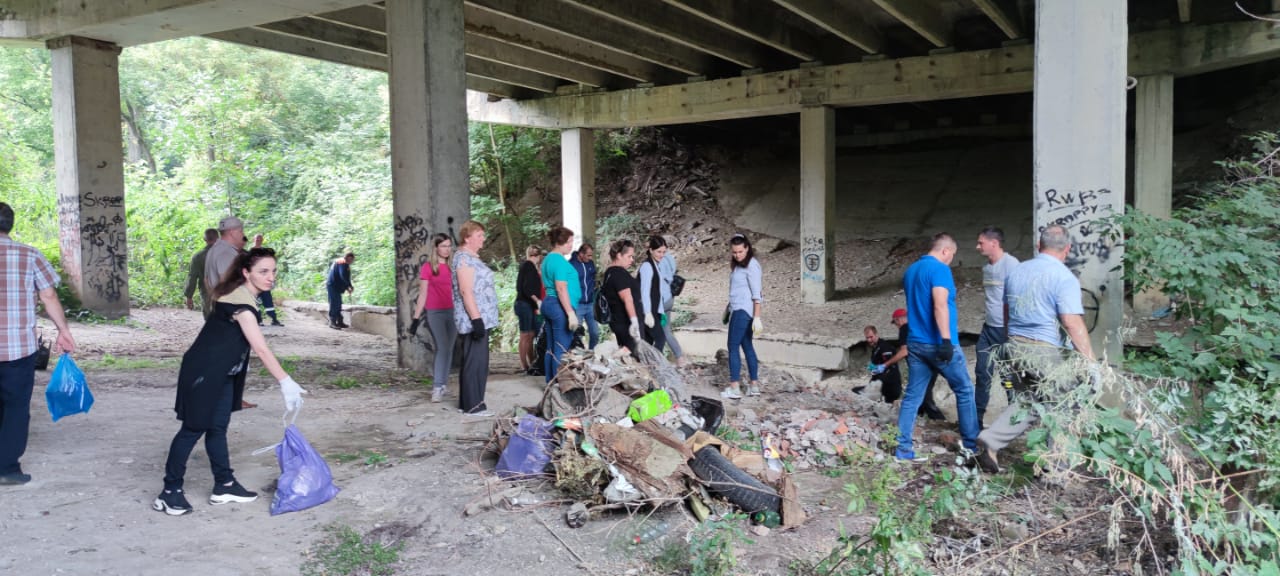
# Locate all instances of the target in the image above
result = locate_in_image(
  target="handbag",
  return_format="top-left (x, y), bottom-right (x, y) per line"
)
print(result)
top-left (722, 304), bottom-right (731, 325)
top-left (669, 274), bottom-right (686, 297)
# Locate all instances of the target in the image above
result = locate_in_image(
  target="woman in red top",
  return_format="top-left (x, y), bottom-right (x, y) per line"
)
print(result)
top-left (413, 234), bottom-right (456, 403)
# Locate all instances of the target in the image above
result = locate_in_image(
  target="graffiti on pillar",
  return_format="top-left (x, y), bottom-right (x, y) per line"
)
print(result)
top-left (801, 235), bottom-right (825, 282)
top-left (394, 213), bottom-right (433, 283)
top-left (80, 213), bottom-right (127, 302)
top-left (82, 191), bottom-right (124, 208)
top-left (1036, 188), bottom-right (1118, 271)
top-left (56, 195), bottom-right (83, 288)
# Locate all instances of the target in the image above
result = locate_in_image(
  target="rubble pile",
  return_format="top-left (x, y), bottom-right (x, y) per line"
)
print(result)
top-left (486, 341), bottom-right (805, 529)
top-left (733, 408), bottom-right (884, 471)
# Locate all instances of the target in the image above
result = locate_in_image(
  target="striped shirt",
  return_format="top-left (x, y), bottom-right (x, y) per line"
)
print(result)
top-left (0, 236), bottom-right (60, 361)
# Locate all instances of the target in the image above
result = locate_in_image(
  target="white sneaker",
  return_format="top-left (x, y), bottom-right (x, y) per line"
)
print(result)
top-left (720, 387), bottom-right (743, 400)
top-left (431, 388), bottom-right (444, 403)
top-left (746, 383), bottom-right (761, 397)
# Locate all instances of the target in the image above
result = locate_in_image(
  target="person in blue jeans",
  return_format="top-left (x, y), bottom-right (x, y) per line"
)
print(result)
top-left (541, 226), bottom-right (581, 382)
top-left (722, 234), bottom-right (764, 399)
top-left (897, 233), bottom-right (979, 462)
top-left (569, 242), bottom-right (599, 349)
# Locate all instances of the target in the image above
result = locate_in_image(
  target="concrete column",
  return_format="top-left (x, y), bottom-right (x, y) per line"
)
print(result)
top-left (1032, 0), bottom-right (1126, 362)
top-left (49, 36), bottom-right (128, 318)
top-left (387, 0), bottom-right (469, 371)
top-left (799, 106), bottom-right (835, 304)
top-left (561, 128), bottom-right (596, 248)
top-left (1133, 74), bottom-right (1174, 317)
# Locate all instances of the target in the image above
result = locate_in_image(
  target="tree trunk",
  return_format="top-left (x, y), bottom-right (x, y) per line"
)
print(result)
top-left (488, 124), bottom-right (517, 263)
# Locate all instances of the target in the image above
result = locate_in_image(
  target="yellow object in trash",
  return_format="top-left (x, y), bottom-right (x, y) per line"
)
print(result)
top-left (627, 389), bottom-right (673, 423)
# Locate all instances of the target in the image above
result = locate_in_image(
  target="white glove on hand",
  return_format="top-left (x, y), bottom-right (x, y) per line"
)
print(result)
top-left (628, 317), bottom-right (641, 341)
top-left (567, 309), bottom-right (580, 331)
top-left (644, 313), bottom-right (655, 328)
top-left (279, 376), bottom-right (307, 412)
top-left (752, 317), bottom-right (763, 336)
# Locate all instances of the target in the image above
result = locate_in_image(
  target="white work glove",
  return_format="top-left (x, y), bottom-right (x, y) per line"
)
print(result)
top-left (628, 317), bottom-right (641, 341)
top-left (752, 317), bottom-right (763, 336)
top-left (279, 376), bottom-right (307, 412)
top-left (644, 313), bottom-right (655, 328)
top-left (567, 309), bottom-right (580, 331)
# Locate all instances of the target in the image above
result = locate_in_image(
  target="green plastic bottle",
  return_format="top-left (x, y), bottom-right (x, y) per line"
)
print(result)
top-left (627, 389), bottom-right (673, 422)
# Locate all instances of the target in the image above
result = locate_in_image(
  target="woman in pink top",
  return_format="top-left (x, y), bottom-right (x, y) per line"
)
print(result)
top-left (413, 234), bottom-right (456, 403)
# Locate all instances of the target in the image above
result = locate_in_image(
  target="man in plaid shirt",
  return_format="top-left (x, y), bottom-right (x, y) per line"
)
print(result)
top-left (0, 202), bottom-right (76, 486)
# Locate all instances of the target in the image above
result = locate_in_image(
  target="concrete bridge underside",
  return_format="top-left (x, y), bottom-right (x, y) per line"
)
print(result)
top-left (4, 0), bottom-right (1280, 369)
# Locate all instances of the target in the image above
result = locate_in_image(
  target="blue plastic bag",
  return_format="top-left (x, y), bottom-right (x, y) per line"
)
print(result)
top-left (495, 414), bottom-right (555, 479)
top-left (46, 353), bottom-right (93, 422)
top-left (270, 424), bottom-right (341, 515)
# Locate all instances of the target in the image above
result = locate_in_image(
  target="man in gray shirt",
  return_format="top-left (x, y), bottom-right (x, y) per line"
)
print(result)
top-left (203, 215), bottom-right (247, 309)
top-left (974, 226), bottom-right (1019, 426)
top-left (975, 225), bottom-right (1095, 473)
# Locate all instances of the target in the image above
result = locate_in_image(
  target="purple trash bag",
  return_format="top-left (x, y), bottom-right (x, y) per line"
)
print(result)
top-left (270, 424), bottom-right (341, 515)
top-left (495, 414), bottom-right (555, 479)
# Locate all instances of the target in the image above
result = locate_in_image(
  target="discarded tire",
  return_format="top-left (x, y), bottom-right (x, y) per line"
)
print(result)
top-left (689, 446), bottom-right (781, 515)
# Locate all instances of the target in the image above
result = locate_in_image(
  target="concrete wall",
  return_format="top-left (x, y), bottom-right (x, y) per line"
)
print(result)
top-left (715, 141), bottom-right (1037, 258)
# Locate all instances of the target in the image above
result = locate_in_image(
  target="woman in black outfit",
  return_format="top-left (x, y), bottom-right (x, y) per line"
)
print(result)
top-left (154, 247), bottom-right (306, 516)
top-left (601, 239), bottom-right (642, 355)
top-left (515, 245), bottom-right (544, 375)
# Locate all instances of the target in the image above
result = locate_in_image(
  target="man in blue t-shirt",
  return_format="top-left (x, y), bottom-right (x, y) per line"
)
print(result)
top-left (896, 233), bottom-right (980, 462)
top-left (974, 225), bottom-right (1096, 474)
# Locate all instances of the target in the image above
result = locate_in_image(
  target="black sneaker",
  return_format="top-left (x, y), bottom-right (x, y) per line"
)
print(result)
top-left (153, 488), bottom-right (193, 516)
top-left (0, 472), bottom-right (32, 486)
top-left (271, 320), bottom-right (284, 327)
top-left (209, 480), bottom-right (259, 505)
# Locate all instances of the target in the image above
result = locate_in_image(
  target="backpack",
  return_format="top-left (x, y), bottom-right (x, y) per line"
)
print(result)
top-left (594, 269), bottom-right (614, 324)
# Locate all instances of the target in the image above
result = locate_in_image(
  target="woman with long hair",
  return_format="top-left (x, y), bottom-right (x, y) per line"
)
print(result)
top-left (413, 233), bottom-right (456, 404)
top-left (540, 226), bottom-right (580, 381)
top-left (723, 233), bottom-right (764, 399)
top-left (515, 244), bottom-right (544, 375)
top-left (451, 221), bottom-right (499, 416)
top-left (636, 235), bottom-right (668, 353)
top-left (154, 247), bottom-right (306, 516)
top-left (601, 239), bottom-right (642, 354)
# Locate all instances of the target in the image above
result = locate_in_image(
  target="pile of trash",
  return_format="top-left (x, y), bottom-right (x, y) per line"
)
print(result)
top-left (486, 340), bottom-right (805, 529)
top-left (733, 407), bottom-right (884, 471)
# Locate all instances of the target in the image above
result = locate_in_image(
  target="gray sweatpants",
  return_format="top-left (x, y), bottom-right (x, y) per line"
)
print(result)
top-left (660, 320), bottom-right (683, 359)
top-left (977, 338), bottom-right (1067, 452)
top-left (425, 309), bottom-right (457, 392)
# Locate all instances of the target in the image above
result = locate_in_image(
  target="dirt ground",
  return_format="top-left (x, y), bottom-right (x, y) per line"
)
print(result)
top-left (0, 305), bottom-right (1141, 576)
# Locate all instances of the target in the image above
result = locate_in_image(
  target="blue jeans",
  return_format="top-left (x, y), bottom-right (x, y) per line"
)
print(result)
top-left (326, 284), bottom-right (344, 323)
top-left (163, 381), bottom-right (234, 490)
top-left (726, 310), bottom-right (759, 382)
top-left (542, 299), bottom-right (573, 383)
top-left (0, 353), bottom-right (36, 476)
top-left (897, 342), bottom-right (979, 458)
top-left (974, 323), bottom-right (1007, 423)
top-left (574, 301), bottom-right (600, 349)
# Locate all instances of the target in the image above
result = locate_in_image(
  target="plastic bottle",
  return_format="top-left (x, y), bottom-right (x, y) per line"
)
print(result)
top-left (761, 433), bottom-right (784, 473)
top-left (627, 389), bottom-right (673, 422)
top-left (631, 520), bottom-right (670, 544)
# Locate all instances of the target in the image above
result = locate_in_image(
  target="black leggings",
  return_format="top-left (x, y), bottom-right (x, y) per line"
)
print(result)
top-left (611, 321), bottom-right (637, 356)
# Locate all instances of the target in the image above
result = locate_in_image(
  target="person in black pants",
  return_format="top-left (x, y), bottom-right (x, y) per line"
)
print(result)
top-left (515, 245), bottom-right (544, 374)
top-left (873, 309), bottom-right (944, 419)
top-left (326, 251), bottom-right (355, 329)
top-left (601, 239), bottom-right (642, 355)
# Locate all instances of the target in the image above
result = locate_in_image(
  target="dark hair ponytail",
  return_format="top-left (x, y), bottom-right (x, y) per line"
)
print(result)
top-left (213, 247), bottom-right (276, 299)
top-left (729, 233), bottom-right (755, 270)
top-left (608, 238), bottom-right (634, 260)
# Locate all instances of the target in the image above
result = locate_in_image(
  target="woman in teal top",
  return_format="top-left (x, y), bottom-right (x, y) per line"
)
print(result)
top-left (541, 226), bottom-right (580, 382)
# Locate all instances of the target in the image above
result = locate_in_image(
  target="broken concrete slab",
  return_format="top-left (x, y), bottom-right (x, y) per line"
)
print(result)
top-left (676, 327), bottom-right (854, 371)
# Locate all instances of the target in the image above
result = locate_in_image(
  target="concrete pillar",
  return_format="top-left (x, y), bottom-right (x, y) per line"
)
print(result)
top-left (387, 0), bottom-right (469, 371)
top-left (1133, 74), bottom-right (1174, 317)
top-left (561, 128), bottom-right (596, 248)
top-left (1032, 0), bottom-right (1126, 362)
top-left (49, 36), bottom-right (129, 318)
top-left (800, 106), bottom-right (835, 304)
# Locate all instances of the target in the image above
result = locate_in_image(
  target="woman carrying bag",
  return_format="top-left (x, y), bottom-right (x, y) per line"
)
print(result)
top-left (636, 235), bottom-right (669, 354)
top-left (155, 247), bottom-right (306, 516)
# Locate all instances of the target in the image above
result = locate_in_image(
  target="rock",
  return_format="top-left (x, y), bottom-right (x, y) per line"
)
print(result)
top-left (999, 521), bottom-right (1029, 541)
top-left (751, 525), bottom-right (771, 537)
top-left (494, 525), bottom-right (508, 536)
top-left (930, 446), bottom-right (948, 455)
top-left (753, 237), bottom-right (786, 253)
top-left (739, 408), bottom-right (758, 423)
top-left (406, 419), bottom-right (424, 427)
